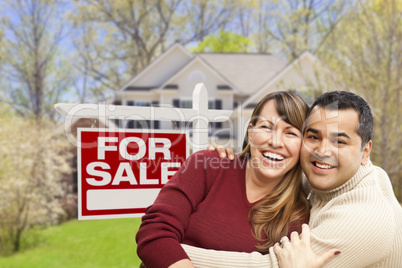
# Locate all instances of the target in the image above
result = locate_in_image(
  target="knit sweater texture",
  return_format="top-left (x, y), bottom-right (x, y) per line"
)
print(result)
top-left (183, 161), bottom-right (402, 267)
top-left (136, 150), bottom-right (303, 268)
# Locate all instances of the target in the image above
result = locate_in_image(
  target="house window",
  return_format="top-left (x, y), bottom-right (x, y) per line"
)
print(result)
top-left (213, 99), bottom-right (222, 129)
top-left (126, 86), bottom-right (153, 91)
top-left (217, 85), bottom-right (232, 90)
top-left (122, 101), bottom-right (159, 129)
top-left (151, 101), bottom-right (160, 129)
top-left (163, 84), bottom-right (178, 89)
top-left (171, 99), bottom-right (223, 129)
top-left (181, 100), bottom-right (192, 109)
top-left (172, 99), bottom-right (192, 109)
top-left (135, 102), bottom-right (150, 107)
top-left (173, 99), bottom-right (219, 109)
top-left (125, 120), bottom-right (159, 129)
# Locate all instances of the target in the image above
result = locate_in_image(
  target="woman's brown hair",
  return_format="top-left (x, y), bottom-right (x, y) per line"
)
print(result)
top-left (239, 91), bottom-right (310, 254)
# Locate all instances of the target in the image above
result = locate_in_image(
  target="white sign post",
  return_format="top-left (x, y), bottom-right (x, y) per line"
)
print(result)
top-left (55, 83), bottom-right (232, 152)
top-left (191, 83), bottom-right (209, 152)
top-left (55, 83), bottom-right (233, 219)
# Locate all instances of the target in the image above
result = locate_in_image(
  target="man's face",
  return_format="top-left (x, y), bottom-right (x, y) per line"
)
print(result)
top-left (300, 106), bottom-right (371, 191)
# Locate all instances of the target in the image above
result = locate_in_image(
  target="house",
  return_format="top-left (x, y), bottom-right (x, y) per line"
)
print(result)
top-left (111, 43), bottom-right (324, 151)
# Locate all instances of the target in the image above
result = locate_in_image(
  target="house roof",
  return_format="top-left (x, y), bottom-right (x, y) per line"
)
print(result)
top-left (116, 44), bottom-right (318, 102)
top-left (118, 43), bottom-right (193, 92)
top-left (198, 53), bottom-right (287, 94)
top-left (159, 56), bottom-right (239, 93)
top-left (238, 51), bottom-right (319, 110)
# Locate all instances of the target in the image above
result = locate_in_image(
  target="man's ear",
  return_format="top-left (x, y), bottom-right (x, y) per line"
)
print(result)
top-left (361, 140), bottom-right (372, 165)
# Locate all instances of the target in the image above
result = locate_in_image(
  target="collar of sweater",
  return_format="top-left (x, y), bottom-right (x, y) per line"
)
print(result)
top-left (310, 160), bottom-right (374, 202)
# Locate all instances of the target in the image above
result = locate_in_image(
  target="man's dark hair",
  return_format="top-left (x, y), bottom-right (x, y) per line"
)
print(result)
top-left (305, 91), bottom-right (373, 149)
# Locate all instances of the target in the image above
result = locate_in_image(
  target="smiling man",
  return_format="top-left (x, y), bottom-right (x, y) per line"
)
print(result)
top-left (293, 91), bottom-right (402, 267)
top-left (181, 91), bottom-right (402, 267)
top-left (301, 93), bottom-right (372, 191)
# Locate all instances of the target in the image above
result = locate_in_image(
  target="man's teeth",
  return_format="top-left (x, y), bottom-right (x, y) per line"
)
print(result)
top-left (315, 162), bottom-right (332, 169)
top-left (263, 152), bottom-right (284, 161)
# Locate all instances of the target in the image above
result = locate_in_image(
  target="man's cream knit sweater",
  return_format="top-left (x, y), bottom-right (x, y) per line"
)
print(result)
top-left (182, 161), bottom-right (402, 267)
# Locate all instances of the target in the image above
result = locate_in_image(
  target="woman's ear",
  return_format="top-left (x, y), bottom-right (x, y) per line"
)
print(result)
top-left (247, 123), bottom-right (253, 143)
top-left (361, 140), bottom-right (372, 165)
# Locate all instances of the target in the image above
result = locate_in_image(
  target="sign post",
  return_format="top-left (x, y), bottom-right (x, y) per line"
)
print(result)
top-left (55, 83), bottom-right (232, 153)
top-left (55, 83), bottom-right (233, 219)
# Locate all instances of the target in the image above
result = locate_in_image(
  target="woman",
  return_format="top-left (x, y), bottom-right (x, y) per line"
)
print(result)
top-left (136, 91), bottom-right (311, 268)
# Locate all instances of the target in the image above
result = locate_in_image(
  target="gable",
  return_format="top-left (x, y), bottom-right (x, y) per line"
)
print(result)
top-left (161, 57), bottom-right (235, 98)
top-left (199, 53), bottom-right (287, 94)
top-left (279, 52), bottom-right (320, 88)
top-left (121, 44), bottom-right (193, 90)
top-left (239, 52), bottom-right (322, 109)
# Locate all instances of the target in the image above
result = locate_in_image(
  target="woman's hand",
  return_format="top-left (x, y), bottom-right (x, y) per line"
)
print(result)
top-left (208, 145), bottom-right (235, 160)
top-left (273, 224), bottom-right (340, 268)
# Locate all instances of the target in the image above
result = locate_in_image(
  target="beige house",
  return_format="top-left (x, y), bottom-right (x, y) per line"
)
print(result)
top-left (112, 43), bottom-right (323, 150)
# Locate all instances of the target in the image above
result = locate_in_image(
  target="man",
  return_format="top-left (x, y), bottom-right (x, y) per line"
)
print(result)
top-left (181, 91), bottom-right (402, 267)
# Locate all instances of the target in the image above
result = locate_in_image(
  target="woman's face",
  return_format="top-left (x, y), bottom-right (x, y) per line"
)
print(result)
top-left (248, 99), bottom-right (302, 183)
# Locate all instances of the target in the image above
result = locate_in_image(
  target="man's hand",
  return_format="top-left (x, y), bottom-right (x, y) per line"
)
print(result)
top-left (273, 224), bottom-right (340, 268)
top-left (168, 259), bottom-right (195, 268)
top-left (208, 145), bottom-right (235, 160)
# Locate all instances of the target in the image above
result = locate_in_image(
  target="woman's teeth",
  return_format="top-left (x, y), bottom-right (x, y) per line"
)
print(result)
top-left (263, 152), bottom-right (284, 161)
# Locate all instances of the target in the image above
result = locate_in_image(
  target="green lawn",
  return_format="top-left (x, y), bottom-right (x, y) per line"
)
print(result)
top-left (0, 218), bottom-right (142, 268)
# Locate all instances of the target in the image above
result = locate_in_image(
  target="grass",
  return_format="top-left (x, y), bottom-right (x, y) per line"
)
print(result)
top-left (0, 218), bottom-right (142, 268)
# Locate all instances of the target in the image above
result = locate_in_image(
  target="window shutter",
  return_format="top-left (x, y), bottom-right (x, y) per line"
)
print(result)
top-left (172, 99), bottom-right (181, 128)
top-left (214, 99), bottom-right (222, 128)
top-left (215, 99), bottom-right (222, 109)
top-left (151, 101), bottom-right (160, 129)
top-left (173, 99), bottom-right (180, 108)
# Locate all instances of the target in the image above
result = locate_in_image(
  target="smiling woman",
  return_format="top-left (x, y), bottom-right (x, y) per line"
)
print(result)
top-left (136, 91), bottom-right (311, 268)
top-left (237, 92), bottom-right (309, 253)
top-left (246, 99), bottom-right (303, 196)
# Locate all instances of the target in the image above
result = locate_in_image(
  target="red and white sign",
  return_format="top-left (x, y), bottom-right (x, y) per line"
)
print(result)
top-left (77, 128), bottom-right (189, 220)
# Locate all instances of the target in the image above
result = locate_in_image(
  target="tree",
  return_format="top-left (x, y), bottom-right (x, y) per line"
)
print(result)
top-left (319, 0), bottom-right (402, 200)
top-left (70, 0), bottom-right (182, 94)
top-left (0, 1), bottom-right (75, 254)
top-left (69, 0), bottom-right (239, 99)
top-left (176, 0), bottom-right (239, 43)
top-left (191, 30), bottom-right (253, 53)
top-left (0, 0), bottom-right (72, 121)
top-left (245, 0), bottom-right (350, 58)
top-left (0, 105), bottom-right (72, 255)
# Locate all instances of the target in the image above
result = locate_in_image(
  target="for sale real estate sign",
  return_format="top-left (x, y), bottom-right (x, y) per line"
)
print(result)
top-left (77, 128), bottom-right (189, 220)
